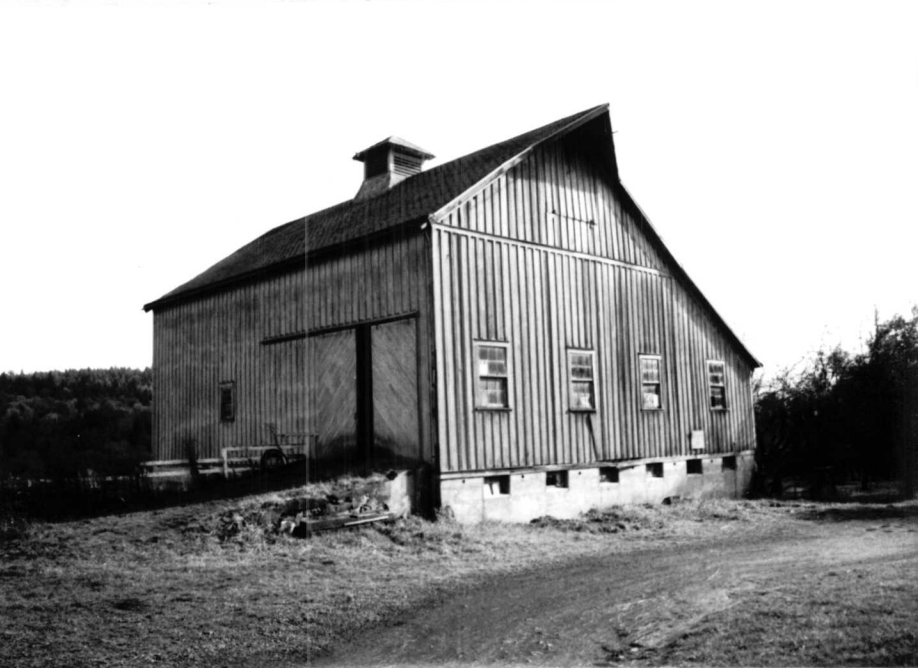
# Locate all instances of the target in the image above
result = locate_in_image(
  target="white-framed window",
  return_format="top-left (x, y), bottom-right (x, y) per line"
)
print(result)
top-left (708, 360), bottom-right (727, 410)
top-left (219, 381), bottom-right (236, 422)
top-left (639, 355), bottom-right (663, 410)
top-left (568, 349), bottom-right (596, 411)
top-left (475, 342), bottom-right (510, 409)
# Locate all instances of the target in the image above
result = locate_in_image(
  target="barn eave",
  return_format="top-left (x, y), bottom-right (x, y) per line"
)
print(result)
top-left (142, 254), bottom-right (304, 313)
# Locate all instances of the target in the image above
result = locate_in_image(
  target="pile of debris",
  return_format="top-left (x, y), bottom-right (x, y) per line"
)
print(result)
top-left (279, 490), bottom-right (392, 537)
top-left (214, 471), bottom-right (409, 540)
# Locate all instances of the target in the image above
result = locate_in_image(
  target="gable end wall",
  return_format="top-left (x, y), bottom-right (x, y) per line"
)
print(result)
top-left (431, 136), bottom-right (755, 474)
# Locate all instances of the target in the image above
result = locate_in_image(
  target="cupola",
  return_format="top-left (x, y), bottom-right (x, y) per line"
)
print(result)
top-left (353, 136), bottom-right (434, 200)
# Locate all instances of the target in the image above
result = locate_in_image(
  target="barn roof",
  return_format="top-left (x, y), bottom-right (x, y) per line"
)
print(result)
top-left (143, 104), bottom-right (607, 312)
top-left (143, 105), bottom-right (758, 367)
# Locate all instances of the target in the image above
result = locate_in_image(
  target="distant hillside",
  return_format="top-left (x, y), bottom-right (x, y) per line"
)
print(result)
top-left (0, 368), bottom-right (152, 480)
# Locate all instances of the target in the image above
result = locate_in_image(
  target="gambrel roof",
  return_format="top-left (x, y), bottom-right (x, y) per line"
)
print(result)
top-left (144, 105), bottom-right (759, 367)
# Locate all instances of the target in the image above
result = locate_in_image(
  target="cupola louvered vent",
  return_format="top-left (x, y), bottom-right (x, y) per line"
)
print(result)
top-left (353, 136), bottom-right (434, 201)
top-left (393, 153), bottom-right (423, 178)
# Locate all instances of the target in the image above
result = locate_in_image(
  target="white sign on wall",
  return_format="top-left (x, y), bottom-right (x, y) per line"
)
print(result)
top-left (690, 430), bottom-right (706, 451)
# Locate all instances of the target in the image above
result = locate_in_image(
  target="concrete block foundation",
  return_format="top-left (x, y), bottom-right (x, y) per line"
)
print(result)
top-left (439, 451), bottom-right (755, 524)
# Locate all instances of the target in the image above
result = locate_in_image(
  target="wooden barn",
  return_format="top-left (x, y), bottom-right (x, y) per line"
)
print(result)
top-left (144, 104), bottom-right (761, 521)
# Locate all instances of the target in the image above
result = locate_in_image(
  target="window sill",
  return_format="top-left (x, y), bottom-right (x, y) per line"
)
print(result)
top-left (474, 407), bottom-right (512, 412)
top-left (641, 408), bottom-right (665, 413)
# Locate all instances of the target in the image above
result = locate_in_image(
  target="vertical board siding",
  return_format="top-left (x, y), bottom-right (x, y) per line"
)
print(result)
top-left (153, 231), bottom-right (434, 465)
top-left (435, 226), bottom-right (756, 473)
top-left (442, 135), bottom-right (666, 271)
top-left (152, 270), bottom-right (307, 461)
top-left (434, 142), bottom-right (756, 473)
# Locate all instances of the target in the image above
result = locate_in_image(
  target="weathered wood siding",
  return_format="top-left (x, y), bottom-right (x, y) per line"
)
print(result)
top-left (306, 230), bottom-right (434, 466)
top-left (152, 229), bottom-right (434, 466)
top-left (442, 140), bottom-right (664, 270)
top-left (307, 232), bottom-right (428, 330)
top-left (432, 136), bottom-right (755, 473)
top-left (151, 269), bottom-right (306, 461)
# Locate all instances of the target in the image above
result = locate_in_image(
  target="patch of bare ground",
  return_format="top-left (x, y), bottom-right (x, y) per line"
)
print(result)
top-left (0, 493), bottom-right (915, 667)
top-left (312, 499), bottom-right (918, 667)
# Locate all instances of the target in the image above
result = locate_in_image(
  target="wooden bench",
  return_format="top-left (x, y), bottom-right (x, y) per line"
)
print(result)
top-left (141, 458), bottom-right (223, 475)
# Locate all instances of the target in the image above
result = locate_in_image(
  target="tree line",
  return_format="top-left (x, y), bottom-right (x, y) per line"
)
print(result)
top-left (755, 309), bottom-right (918, 497)
top-left (0, 368), bottom-right (152, 482)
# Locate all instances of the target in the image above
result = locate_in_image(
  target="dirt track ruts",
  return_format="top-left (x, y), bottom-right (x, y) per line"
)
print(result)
top-left (313, 507), bottom-right (918, 666)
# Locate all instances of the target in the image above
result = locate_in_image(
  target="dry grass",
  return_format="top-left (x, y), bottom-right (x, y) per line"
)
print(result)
top-left (651, 561), bottom-right (918, 666)
top-left (0, 490), bottom-right (915, 667)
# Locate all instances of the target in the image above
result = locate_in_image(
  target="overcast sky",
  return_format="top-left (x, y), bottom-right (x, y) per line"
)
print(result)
top-left (1, 0), bottom-right (916, 378)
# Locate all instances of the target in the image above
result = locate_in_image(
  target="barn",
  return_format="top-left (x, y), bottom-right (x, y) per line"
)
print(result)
top-left (144, 104), bottom-right (761, 522)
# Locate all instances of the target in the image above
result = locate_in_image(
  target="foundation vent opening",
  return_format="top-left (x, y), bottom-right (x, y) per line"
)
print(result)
top-left (546, 471), bottom-right (569, 488)
top-left (646, 462), bottom-right (664, 478)
top-left (484, 475), bottom-right (510, 496)
top-left (687, 459), bottom-right (703, 475)
top-left (599, 466), bottom-right (619, 483)
top-left (722, 455), bottom-right (737, 471)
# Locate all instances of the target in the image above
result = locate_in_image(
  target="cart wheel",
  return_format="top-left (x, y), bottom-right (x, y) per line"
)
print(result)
top-left (261, 448), bottom-right (287, 472)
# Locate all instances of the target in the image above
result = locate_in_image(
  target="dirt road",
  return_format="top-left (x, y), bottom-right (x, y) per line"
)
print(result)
top-left (314, 505), bottom-right (918, 666)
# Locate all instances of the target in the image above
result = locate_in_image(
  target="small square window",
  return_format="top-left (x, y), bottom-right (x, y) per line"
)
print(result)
top-left (568, 350), bottom-right (596, 411)
top-left (640, 356), bottom-right (663, 410)
top-left (484, 475), bottom-right (510, 496)
top-left (599, 466), bottom-right (619, 483)
top-left (475, 344), bottom-right (509, 409)
top-left (687, 459), bottom-right (703, 475)
top-left (546, 471), bottom-right (569, 488)
top-left (708, 361), bottom-right (727, 410)
top-left (219, 381), bottom-right (235, 422)
top-left (646, 462), bottom-right (664, 478)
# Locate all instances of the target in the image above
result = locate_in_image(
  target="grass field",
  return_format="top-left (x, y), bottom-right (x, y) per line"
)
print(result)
top-left (1, 487), bottom-right (916, 667)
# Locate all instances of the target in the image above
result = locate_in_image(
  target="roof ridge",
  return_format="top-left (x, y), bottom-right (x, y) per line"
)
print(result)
top-left (306, 104), bottom-right (610, 224)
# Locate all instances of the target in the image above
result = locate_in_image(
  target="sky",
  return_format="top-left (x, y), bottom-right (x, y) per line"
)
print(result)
top-left (0, 0), bottom-right (916, 379)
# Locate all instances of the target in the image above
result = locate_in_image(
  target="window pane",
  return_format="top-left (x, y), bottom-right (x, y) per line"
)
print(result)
top-left (642, 383), bottom-right (661, 410)
top-left (571, 364), bottom-right (593, 379)
top-left (477, 345), bottom-right (509, 408)
top-left (708, 362), bottom-right (725, 386)
top-left (478, 346), bottom-right (508, 378)
top-left (570, 352), bottom-right (592, 368)
top-left (478, 346), bottom-right (507, 376)
top-left (478, 377), bottom-right (508, 408)
top-left (571, 380), bottom-right (594, 409)
top-left (710, 386), bottom-right (726, 409)
top-left (220, 383), bottom-right (235, 421)
top-left (568, 352), bottom-right (595, 409)
top-left (487, 360), bottom-right (507, 376)
top-left (479, 346), bottom-right (506, 362)
top-left (641, 358), bottom-right (660, 383)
